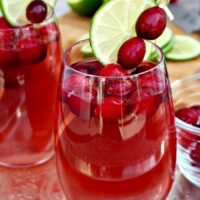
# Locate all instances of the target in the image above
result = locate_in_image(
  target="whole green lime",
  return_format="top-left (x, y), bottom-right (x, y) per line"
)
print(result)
top-left (67, 0), bottom-right (103, 16)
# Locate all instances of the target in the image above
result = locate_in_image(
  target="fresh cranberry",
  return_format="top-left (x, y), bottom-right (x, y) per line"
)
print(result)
top-left (178, 128), bottom-right (199, 149)
top-left (117, 37), bottom-right (146, 69)
top-left (0, 44), bottom-right (18, 67)
top-left (17, 37), bottom-right (47, 64)
top-left (176, 108), bottom-right (199, 125)
top-left (95, 96), bottom-right (126, 121)
top-left (59, 73), bottom-right (96, 119)
top-left (136, 6), bottom-right (167, 40)
top-left (59, 73), bottom-right (90, 102)
top-left (98, 63), bottom-right (126, 77)
top-left (20, 26), bottom-right (39, 38)
top-left (98, 64), bottom-right (135, 96)
top-left (60, 73), bottom-right (96, 119)
top-left (26, 0), bottom-right (47, 23)
top-left (105, 78), bottom-right (135, 96)
top-left (138, 74), bottom-right (162, 96)
top-left (190, 142), bottom-right (200, 165)
top-left (67, 89), bottom-right (97, 120)
top-left (135, 61), bottom-right (156, 73)
top-left (128, 89), bottom-right (161, 117)
top-left (72, 60), bottom-right (104, 75)
top-left (191, 105), bottom-right (200, 115)
top-left (39, 23), bottom-right (59, 41)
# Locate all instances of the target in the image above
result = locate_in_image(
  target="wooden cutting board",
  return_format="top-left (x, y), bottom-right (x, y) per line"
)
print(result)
top-left (58, 12), bottom-right (200, 82)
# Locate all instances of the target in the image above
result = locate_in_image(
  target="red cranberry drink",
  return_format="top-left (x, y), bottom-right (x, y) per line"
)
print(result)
top-left (0, 0), bottom-right (61, 167)
top-left (55, 0), bottom-right (176, 199)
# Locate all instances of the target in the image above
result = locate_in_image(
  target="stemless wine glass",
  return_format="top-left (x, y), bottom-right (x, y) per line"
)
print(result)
top-left (0, 4), bottom-right (62, 167)
top-left (55, 40), bottom-right (176, 200)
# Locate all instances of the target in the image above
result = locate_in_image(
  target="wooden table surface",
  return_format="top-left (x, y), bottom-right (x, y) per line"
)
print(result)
top-left (0, 6), bottom-right (200, 200)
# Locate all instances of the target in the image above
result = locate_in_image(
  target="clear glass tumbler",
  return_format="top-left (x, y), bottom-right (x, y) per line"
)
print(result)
top-left (55, 40), bottom-right (176, 200)
top-left (172, 73), bottom-right (200, 188)
top-left (0, 5), bottom-right (62, 167)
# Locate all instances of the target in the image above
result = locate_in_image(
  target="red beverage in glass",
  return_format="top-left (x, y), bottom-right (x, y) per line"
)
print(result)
top-left (0, 5), bottom-right (62, 167)
top-left (55, 40), bottom-right (176, 200)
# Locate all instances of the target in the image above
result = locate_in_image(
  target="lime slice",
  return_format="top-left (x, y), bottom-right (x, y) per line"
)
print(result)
top-left (162, 37), bottom-right (174, 54)
top-left (0, 0), bottom-right (57, 26)
top-left (77, 33), bottom-right (94, 57)
top-left (165, 35), bottom-right (200, 61)
top-left (156, 27), bottom-right (174, 48)
top-left (90, 0), bottom-right (155, 65)
top-left (66, 0), bottom-right (102, 16)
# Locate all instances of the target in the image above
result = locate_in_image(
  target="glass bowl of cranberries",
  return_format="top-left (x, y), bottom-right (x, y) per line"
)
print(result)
top-left (172, 73), bottom-right (200, 188)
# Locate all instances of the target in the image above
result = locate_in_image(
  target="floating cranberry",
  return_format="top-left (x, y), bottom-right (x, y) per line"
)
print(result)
top-left (98, 64), bottom-right (135, 96)
top-left (60, 73), bottom-right (89, 101)
top-left (26, 0), bottom-right (47, 24)
top-left (17, 37), bottom-right (47, 64)
top-left (95, 96), bottom-right (126, 121)
top-left (67, 89), bottom-right (97, 120)
top-left (98, 63), bottom-right (126, 77)
top-left (61, 74), bottom-right (89, 93)
top-left (39, 23), bottom-right (60, 41)
top-left (72, 60), bottom-right (104, 75)
top-left (117, 37), bottom-right (146, 69)
top-left (176, 108), bottom-right (199, 125)
top-left (178, 129), bottom-right (199, 149)
top-left (128, 89), bottom-right (161, 117)
top-left (191, 105), bottom-right (200, 115)
top-left (59, 73), bottom-right (96, 119)
top-left (0, 44), bottom-right (18, 67)
top-left (190, 142), bottom-right (200, 165)
top-left (135, 61), bottom-right (156, 73)
top-left (105, 78), bottom-right (135, 96)
top-left (136, 6), bottom-right (167, 40)
top-left (20, 26), bottom-right (39, 38)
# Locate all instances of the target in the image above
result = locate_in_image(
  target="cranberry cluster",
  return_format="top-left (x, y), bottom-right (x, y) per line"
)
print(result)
top-left (176, 105), bottom-right (200, 165)
top-left (0, 20), bottom-right (58, 87)
top-left (117, 6), bottom-right (166, 70)
top-left (176, 105), bottom-right (200, 128)
top-left (59, 60), bottom-right (163, 122)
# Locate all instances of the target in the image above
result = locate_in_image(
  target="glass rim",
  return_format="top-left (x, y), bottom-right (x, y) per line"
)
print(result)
top-left (0, 3), bottom-right (55, 31)
top-left (63, 39), bottom-right (165, 80)
top-left (172, 73), bottom-right (200, 134)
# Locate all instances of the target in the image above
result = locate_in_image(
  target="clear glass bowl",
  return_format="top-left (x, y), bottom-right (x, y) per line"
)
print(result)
top-left (172, 73), bottom-right (200, 188)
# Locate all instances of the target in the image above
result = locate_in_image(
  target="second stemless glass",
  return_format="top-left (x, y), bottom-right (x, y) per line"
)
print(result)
top-left (55, 40), bottom-right (176, 200)
top-left (0, 5), bottom-right (62, 167)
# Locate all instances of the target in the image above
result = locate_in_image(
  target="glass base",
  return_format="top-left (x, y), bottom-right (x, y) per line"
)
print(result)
top-left (0, 150), bottom-right (54, 168)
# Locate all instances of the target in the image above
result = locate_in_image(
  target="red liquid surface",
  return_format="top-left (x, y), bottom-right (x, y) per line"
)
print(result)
top-left (55, 60), bottom-right (176, 200)
top-left (0, 21), bottom-right (62, 166)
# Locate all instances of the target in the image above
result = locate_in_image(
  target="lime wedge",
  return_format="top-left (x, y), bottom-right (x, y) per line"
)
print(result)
top-left (66, 0), bottom-right (102, 16)
top-left (156, 27), bottom-right (174, 48)
top-left (90, 0), bottom-right (155, 65)
top-left (165, 35), bottom-right (200, 61)
top-left (0, 0), bottom-right (57, 26)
